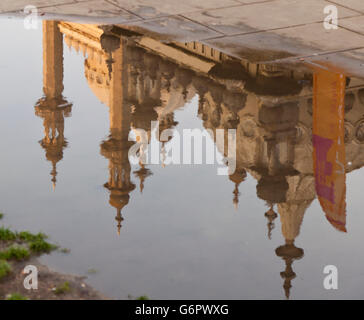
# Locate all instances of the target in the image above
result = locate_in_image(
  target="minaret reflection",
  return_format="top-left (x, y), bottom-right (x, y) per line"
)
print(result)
top-left (275, 240), bottom-right (304, 299)
top-left (133, 163), bottom-right (152, 194)
top-left (264, 204), bottom-right (277, 240)
top-left (100, 37), bottom-right (135, 235)
top-left (229, 169), bottom-right (247, 210)
top-left (35, 21), bottom-right (72, 190)
top-left (275, 196), bottom-right (310, 299)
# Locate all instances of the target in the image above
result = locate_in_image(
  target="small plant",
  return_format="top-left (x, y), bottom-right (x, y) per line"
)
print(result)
top-left (54, 281), bottom-right (71, 295)
top-left (0, 260), bottom-right (11, 280)
top-left (0, 213), bottom-right (3, 220)
top-left (29, 239), bottom-right (57, 254)
top-left (137, 295), bottom-right (149, 300)
top-left (0, 246), bottom-right (30, 261)
top-left (0, 228), bottom-right (16, 241)
top-left (6, 293), bottom-right (28, 300)
top-left (17, 231), bottom-right (47, 242)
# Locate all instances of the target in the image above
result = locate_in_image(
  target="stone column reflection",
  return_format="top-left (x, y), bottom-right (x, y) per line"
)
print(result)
top-left (100, 38), bottom-right (135, 235)
top-left (35, 21), bottom-right (72, 190)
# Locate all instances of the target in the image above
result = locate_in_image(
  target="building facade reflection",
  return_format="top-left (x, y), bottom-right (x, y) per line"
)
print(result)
top-left (38, 20), bottom-right (364, 299)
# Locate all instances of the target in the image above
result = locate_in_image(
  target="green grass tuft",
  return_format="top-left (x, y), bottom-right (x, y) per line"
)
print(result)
top-left (6, 293), bottom-right (28, 300)
top-left (54, 281), bottom-right (71, 295)
top-left (0, 213), bottom-right (3, 220)
top-left (29, 239), bottom-right (57, 254)
top-left (0, 246), bottom-right (30, 261)
top-left (0, 228), bottom-right (16, 241)
top-left (137, 295), bottom-right (149, 300)
top-left (17, 231), bottom-right (47, 242)
top-left (0, 260), bottom-right (11, 279)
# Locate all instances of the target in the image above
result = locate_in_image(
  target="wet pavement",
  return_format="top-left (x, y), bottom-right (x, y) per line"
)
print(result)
top-left (2, 1), bottom-right (364, 77)
top-left (1, 14), bottom-right (364, 299)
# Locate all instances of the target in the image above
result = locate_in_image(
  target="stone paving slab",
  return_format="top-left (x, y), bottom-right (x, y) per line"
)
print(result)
top-left (340, 16), bottom-right (364, 35)
top-left (123, 15), bottom-right (223, 41)
top-left (203, 32), bottom-right (313, 62)
top-left (273, 23), bottom-right (364, 53)
top-left (203, 22), bottom-right (364, 62)
top-left (184, 0), bottom-right (359, 36)
top-left (0, 0), bottom-right (76, 13)
top-left (328, 0), bottom-right (364, 14)
top-left (106, 0), bottom-right (243, 19)
top-left (276, 48), bottom-right (364, 79)
top-left (38, 0), bottom-right (140, 20)
top-left (347, 49), bottom-right (364, 60)
top-left (2, 0), bottom-right (364, 77)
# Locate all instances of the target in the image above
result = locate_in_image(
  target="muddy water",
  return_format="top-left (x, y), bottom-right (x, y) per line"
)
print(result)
top-left (1, 18), bottom-right (364, 299)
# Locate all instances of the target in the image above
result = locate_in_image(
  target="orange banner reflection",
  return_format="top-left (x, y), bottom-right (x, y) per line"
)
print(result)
top-left (313, 69), bottom-right (346, 232)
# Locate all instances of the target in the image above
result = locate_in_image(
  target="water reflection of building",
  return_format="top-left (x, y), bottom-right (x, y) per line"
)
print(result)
top-left (182, 42), bottom-right (364, 298)
top-left (35, 21), bottom-right (72, 189)
top-left (99, 39), bottom-right (136, 235)
top-left (197, 64), bottom-right (364, 297)
top-left (57, 23), bottom-right (191, 232)
top-left (40, 21), bottom-right (364, 298)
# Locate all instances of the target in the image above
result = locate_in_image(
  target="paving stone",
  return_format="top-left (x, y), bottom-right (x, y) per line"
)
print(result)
top-left (347, 48), bottom-right (364, 60)
top-left (340, 16), bottom-right (364, 35)
top-left (1, 0), bottom-right (364, 76)
top-left (273, 22), bottom-right (364, 52)
top-left (279, 48), bottom-right (364, 79)
top-left (203, 23), bottom-right (364, 62)
top-left (328, 0), bottom-right (364, 13)
top-left (0, 0), bottom-right (76, 13)
top-left (38, 0), bottom-right (140, 19)
top-left (124, 15), bottom-right (222, 42)
top-left (107, 0), bottom-right (242, 19)
top-left (184, 0), bottom-right (359, 35)
top-left (203, 31), bottom-right (315, 62)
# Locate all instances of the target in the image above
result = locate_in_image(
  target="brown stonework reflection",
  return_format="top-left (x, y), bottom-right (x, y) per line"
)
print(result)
top-left (35, 21), bottom-right (72, 190)
top-left (229, 169), bottom-right (247, 210)
top-left (264, 204), bottom-right (277, 240)
top-left (59, 23), bottom-right (194, 232)
top-left (275, 240), bottom-right (304, 299)
top-left (197, 76), bottom-right (313, 298)
top-left (99, 39), bottom-right (136, 236)
top-left (39, 21), bottom-right (364, 298)
top-left (197, 65), bottom-right (364, 297)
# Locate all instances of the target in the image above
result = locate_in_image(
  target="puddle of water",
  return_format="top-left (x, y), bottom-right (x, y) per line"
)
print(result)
top-left (1, 18), bottom-right (364, 299)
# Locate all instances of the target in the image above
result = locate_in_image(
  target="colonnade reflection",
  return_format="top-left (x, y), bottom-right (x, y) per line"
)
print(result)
top-left (35, 20), bottom-right (364, 299)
